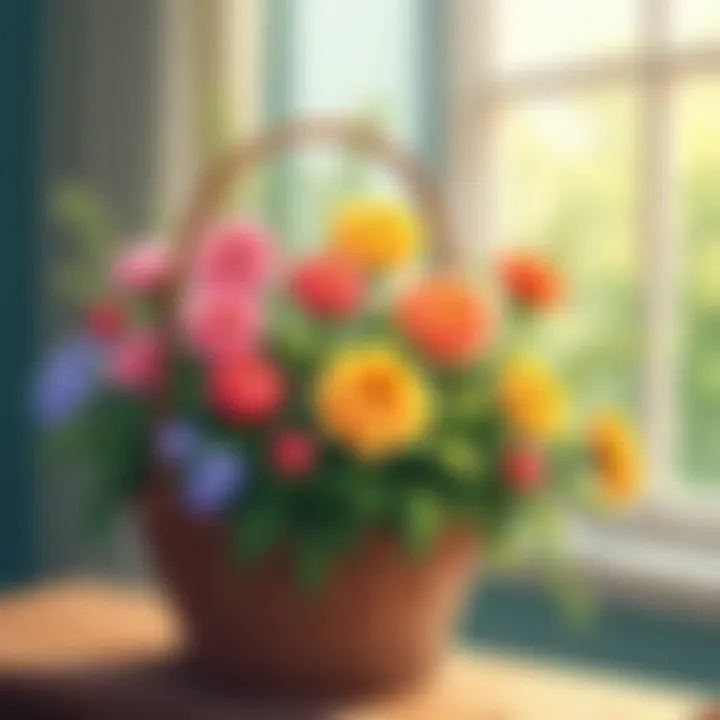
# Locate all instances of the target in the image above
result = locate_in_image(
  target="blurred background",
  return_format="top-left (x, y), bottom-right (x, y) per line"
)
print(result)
top-left (2, 0), bottom-right (719, 697)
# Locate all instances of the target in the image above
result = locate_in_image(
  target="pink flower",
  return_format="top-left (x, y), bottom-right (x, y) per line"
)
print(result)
top-left (113, 239), bottom-right (173, 293)
top-left (195, 222), bottom-right (275, 290)
top-left (106, 332), bottom-right (164, 393)
top-left (183, 286), bottom-right (262, 360)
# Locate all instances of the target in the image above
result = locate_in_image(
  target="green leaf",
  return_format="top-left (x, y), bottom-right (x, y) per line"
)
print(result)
top-left (314, 465), bottom-right (386, 526)
top-left (545, 566), bottom-right (597, 630)
top-left (83, 390), bottom-right (153, 540)
top-left (171, 356), bottom-right (206, 417)
top-left (398, 490), bottom-right (444, 559)
top-left (295, 535), bottom-right (333, 595)
top-left (352, 475), bottom-right (386, 524)
top-left (50, 184), bottom-right (118, 307)
top-left (270, 310), bottom-right (319, 370)
top-left (51, 184), bottom-right (115, 257)
top-left (52, 265), bottom-right (103, 306)
top-left (527, 499), bottom-right (597, 626)
top-left (232, 502), bottom-right (286, 563)
top-left (329, 522), bottom-right (363, 555)
top-left (438, 438), bottom-right (485, 483)
top-left (40, 405), bottom-right (97, 463)
top-left (84, 470), bottom-right (127, 540)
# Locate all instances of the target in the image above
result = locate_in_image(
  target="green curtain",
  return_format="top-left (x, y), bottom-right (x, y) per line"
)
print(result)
top-left (0, 0), bottom-right (43, 586)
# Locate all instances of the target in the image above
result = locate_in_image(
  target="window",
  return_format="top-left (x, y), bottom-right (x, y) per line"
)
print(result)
top-left (449, 0), bottom-right (720, 597)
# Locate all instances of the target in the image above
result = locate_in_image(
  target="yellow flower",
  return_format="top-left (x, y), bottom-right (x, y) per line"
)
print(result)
top-left (499, 357), bottom-right (565, 438)
top-left (314, 345), bottom-right (432, 458)
top-left (329, 199), bottom-right (421, 272)
top-left (589, 412), bottom-right (642, 507)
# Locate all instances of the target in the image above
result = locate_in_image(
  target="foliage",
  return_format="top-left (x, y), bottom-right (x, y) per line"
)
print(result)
top-left (49, 184), bottom-right (118, 310)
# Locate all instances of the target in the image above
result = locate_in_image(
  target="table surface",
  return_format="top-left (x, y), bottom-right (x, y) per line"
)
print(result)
top-left (0, 581), bottom-right (706, 719)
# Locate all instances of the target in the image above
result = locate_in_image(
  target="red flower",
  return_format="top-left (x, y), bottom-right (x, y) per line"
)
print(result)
top-left (208, 355), bottom-right (286, 425)
top-left (502, 446), bottom-right (546, 494)
top-left (270, 429), bottom-right (318, 480)
top-left (289, 253), bottom-right (365, 321)
top-left (500, 251), bottom-right (564, 309)
top-left (85, 301), bottom-right (125, 341)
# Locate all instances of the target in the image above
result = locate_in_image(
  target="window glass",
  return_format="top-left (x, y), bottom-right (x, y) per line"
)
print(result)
top-left (674, 78), bottom-right (720, 485)
top-left (488, 90), bottom-right (640, 409)
top-left (293, 0), bottom-right (416, 140)
top-left (492, 0), bottom-right (638, 76)
top-left (671, 0), bottom-right (720, 47)
top-left (284, 0), bottom-right (419, 249)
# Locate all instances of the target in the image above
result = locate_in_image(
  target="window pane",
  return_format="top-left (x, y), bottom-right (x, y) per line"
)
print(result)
top-left (671, 0), bottom-right (720, 47)
top-left (675, 78), bottom-right (720, 485)
top-left (488, 90), bottom-right (640, 408)
top-left (492, 0), bottom-right (638, 76)
top-left (293, 0), bottom-right (417, 141)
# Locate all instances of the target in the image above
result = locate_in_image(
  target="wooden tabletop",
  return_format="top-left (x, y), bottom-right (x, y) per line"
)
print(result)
top-left (0, 581), bottom-right (705, 719)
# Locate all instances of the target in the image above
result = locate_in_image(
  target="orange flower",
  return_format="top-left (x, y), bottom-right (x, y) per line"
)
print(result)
top-left (500, 250), bottom-right (564, 309)
top-left (395, 276), bottom-right (493, 366)
top-left (314, 346), bottom-right (432, 458)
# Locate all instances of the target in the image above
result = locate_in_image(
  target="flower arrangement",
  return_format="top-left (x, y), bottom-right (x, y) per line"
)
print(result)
top-left (35, 195), bottom-right (642, 593)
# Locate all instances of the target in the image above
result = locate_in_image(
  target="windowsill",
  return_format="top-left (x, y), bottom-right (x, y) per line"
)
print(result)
top-left (569, 518), bottom-right (720, 620)
top-left (468, 524), bottom-right (720, 693)
top-left (0, 581), bottom-right (706, 710)
top-left (609, 491), bottom-right (720, 550)
top-left (464, 573), bottom-right (720, 695)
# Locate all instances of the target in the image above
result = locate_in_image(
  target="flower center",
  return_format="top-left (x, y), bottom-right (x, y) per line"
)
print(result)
top-left (361, 371), bottom-right (398, 407)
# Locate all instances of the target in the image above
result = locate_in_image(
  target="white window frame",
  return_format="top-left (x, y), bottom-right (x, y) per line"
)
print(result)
top-left (446, 0), bottom-right (720, 612)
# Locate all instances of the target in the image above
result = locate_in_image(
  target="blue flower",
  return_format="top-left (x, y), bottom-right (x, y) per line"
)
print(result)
top-left (32, 335), bottom-right (104, 429)
top-left (155, 419), bottom-right (200, 467)
top-left (182, 444), bottom-right (248, 516)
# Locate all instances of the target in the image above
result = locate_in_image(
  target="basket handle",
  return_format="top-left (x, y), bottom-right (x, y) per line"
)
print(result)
top-left (166, 117), bottom-right (456, 316)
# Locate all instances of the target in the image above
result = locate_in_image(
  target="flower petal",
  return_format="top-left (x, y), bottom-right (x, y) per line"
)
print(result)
top-left (182, 445), bottom-right (247, 516)
top-left (32, 335), bottom-right (103, 428)
top-left (155, 419), bottom-right (200, 467)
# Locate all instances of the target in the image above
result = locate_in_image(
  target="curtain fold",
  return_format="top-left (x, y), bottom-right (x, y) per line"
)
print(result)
top-left (0, 0), bottom-right (44, 587)
top-left (42, 0), bottom-right (168, 578)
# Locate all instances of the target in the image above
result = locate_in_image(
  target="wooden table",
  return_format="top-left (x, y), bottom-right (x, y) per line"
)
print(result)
top-left (0, 582), bottom-right (705, 719)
